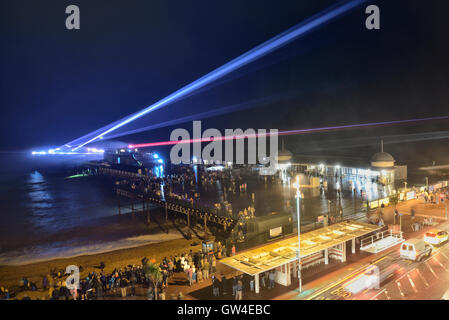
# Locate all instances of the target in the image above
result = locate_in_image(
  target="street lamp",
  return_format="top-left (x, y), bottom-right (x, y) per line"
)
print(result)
top-left (293, 175), bottom-right (302, 293)
top-left (445, 202), bottom-right (448, 221)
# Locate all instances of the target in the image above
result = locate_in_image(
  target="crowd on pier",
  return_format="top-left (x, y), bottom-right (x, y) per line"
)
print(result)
top-left (116, 165), bottom-right (265, 238)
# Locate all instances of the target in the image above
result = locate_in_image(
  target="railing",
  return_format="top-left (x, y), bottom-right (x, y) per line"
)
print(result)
top-left (360, 229), bottom-right (403, 249)
top-left (116, 188), bottom-right (236, 230)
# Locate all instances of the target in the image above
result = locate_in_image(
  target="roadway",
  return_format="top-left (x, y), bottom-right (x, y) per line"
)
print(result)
top-left (305, 221), bottom-right (449, 300)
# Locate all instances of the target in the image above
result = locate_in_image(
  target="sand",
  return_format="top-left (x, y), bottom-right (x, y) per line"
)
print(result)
top-left (0, 236), bottom-right (202, 298)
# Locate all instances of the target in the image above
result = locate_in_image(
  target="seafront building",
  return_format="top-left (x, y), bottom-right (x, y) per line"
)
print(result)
top-left (274, 140), bottom-right (407, 186)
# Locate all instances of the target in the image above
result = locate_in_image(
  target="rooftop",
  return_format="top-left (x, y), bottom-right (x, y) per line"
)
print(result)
top-left (220, 220), bottom-right (382, 275)
top-left (371, 152), bottom-right (395, 163)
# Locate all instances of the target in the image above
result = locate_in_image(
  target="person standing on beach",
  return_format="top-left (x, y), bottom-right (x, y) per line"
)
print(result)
top-left (235, 280), bottom-right (243, 300)
top-left (100, 273), bottom-right (106, 291)
top-left (203, 260), bottom-right (210, 280)
top-left (192, 266), bottom-right (197, 284)
top-left (269, 270), bottom-right (275, 289)
top-left (232, 276), bottom-right (237, 296)
top-left (187, 265), bottom-right (193, 286)
top-left (168, 259), bottom-right (174, 277)
top-left (162, 269), bottom-right (168, 287)
top-left (197, 268), bottom-right (203, 283)
top-left (120, 276), bottom-right (128, 298)
top-left (42, 275), bottom-right (48, 291)
top-left (211, 256), bottom-right (217, 274)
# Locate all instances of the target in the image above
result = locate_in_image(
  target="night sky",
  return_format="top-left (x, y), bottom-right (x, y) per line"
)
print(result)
top-left (1, 0), bottom-right (448, 154)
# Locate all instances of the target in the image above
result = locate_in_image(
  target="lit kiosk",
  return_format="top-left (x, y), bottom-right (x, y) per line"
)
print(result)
top-left (370, 140), bottom-right (395, 185)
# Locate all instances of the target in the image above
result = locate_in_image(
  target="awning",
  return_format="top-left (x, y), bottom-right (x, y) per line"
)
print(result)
top-left (219, 220), bottom-right (382, 276)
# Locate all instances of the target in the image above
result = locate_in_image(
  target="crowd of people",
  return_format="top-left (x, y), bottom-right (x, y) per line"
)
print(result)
top-left (115, 165), bottom-right (267, 236)
top-left (1, 236), bottom-right (288, 301)
top-left (1, 262), bottom-right (162, 300)
top-left (0, 240), bottom-right (235, 301)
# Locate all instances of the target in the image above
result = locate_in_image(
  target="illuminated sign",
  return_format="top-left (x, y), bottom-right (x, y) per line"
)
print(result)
top-left (406, 191), bottom-right (416, 200)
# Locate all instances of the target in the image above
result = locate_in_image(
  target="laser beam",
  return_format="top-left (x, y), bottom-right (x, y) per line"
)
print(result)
top-left (101, 94), bottom-right (286, 141)
top-left (128, 115), bottom-right (449, 149)
top-left (65, 0), bottom-right (367, 150)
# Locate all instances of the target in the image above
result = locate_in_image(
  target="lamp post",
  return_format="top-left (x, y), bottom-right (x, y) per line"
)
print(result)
top-left (293, 175), bottom-right (302, 293)
top-left (445, 202), bottom-right (448, 221)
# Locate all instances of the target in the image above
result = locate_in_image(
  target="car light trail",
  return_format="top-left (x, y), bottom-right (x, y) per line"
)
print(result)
top-left (63, 0), bottom-right (367, 150)
top-left (128, 115), bottom-right (449, 149)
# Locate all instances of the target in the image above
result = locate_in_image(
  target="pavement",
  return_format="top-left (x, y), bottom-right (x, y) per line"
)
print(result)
top-left (383, 198), bottom-right (448, 222)
top-left (296, 220), bottom-right (449, 300)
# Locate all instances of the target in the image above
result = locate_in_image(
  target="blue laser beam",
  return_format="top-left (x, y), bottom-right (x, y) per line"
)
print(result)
top-left (66, 0), bottom-right (367, 150)
top-left (101, 94), bottom-right (286, 140)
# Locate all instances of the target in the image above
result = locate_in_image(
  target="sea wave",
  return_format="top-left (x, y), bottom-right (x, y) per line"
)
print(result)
top-left (0, 230), bottom-right (183, 266)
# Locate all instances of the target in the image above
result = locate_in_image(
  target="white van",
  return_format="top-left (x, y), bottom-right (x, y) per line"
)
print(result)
top-left (400, 238), bottom-right (432, 261)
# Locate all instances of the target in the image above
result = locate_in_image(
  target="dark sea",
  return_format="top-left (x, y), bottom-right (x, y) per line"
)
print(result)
top-left (0, 153), bottom-right (182, 265)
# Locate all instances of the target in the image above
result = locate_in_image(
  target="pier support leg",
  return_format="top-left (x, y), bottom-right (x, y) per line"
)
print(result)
top-left (324, 248), bottom-right (329, 265)
top-left (342, 242), bottom-right (346, 262)
top-left (117, 194), bottom-right (121, 215)
top-left (131, 200), bottom-right (134, 218)
top-left (352, 238), bottom-right (356, 254)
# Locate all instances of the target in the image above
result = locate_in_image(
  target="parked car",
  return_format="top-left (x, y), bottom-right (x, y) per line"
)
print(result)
top-left (400, 239), bottom-right (432, 261)
top-left (424, 229), bottom-right (449, 245)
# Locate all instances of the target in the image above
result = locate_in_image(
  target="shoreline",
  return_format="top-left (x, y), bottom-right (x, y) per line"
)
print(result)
top-left (0, 233), bottom-right (202, 292)
top-left (0, 229), bottom-right (185, 266)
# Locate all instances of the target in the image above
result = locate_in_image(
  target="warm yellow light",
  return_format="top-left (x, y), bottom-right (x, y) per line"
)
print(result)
top-left (293, 175), bottom-right (300, 191)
